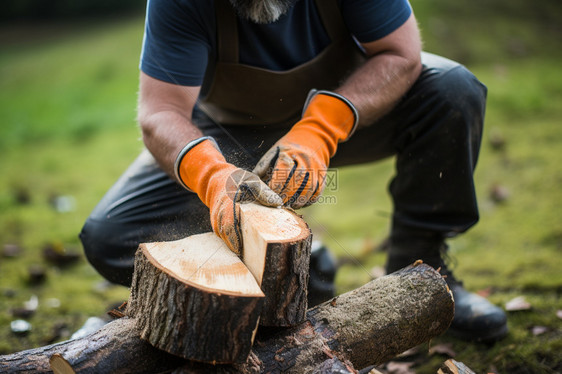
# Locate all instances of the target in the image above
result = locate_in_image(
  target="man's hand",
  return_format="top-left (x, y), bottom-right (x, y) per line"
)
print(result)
top-left (176, 138), bottom-right (282, 254)
top-left (253, 91), bottom-right (358, 209)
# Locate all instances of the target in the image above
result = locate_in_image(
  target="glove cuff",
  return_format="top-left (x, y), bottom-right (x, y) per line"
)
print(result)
top-left (303, 89), bottom-right (359, 141)
top-left (174, 136), bottom-right (220, 191)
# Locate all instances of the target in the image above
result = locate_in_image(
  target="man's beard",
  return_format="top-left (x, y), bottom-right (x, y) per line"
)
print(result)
top-left (229, 0), bottom-right (295, 24)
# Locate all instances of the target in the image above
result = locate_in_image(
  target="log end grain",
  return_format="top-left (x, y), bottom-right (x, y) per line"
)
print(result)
top-left (128, 233), bottom-right (265, 364)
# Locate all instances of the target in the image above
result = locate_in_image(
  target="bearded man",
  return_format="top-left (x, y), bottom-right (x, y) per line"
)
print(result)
top-left (80, 0), bottom-right (508, 343)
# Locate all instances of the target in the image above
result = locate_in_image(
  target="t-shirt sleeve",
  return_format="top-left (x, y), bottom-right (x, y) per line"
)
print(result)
top-left (341, 0), bottom-right (413, 43)
top-left (139, 0), bottom-right (212, 86)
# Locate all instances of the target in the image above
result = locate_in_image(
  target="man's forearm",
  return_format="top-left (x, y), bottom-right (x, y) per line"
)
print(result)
top-left (139, 110), bottom-right (203, 178)
top-left (335, 14), bottom-right (423, 128)
top-left (336, 52), bottom-right (422, 128)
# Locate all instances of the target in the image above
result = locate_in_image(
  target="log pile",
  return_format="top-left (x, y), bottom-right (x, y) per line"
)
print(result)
top-left (0, 203), bottom-right (456, 373)
top-left (0, 263), bottom-right (454, 373)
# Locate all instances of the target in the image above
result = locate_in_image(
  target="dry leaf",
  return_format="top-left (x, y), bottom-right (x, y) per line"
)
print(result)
top-left (531, 326), bottom-right (548, 336)
top-left (369, 266), bottom-right (386, 279)
top-left (505, 296), bottom-right (531, 311)
top-left (385, 361), bottom-right (416, 374)
top-left (429, 343), bottom-right (457, 358)
top-left (476, 286), bottom-right (492, 298)
top-left (489, 131), bottom-right (507, 151)
top-left (360, 236), bottom-right (377, 256)
top-left (489, 184), bottom-right (510, 203)
top-left (2, 243), bottom-right (22, 258)
top-left (397, 346), bottom-right (422, 358)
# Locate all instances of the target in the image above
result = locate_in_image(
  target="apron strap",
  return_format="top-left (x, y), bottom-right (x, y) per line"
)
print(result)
top-left (314, 0), bottom-right (349, 42)
top-left (216, 0), bottom-right (239, 63)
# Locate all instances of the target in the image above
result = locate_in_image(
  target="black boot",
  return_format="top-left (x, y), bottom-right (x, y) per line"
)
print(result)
top-left (307, 241), bottom-right (337, 307)
top-left (386, 230), bottom-right (508, 343)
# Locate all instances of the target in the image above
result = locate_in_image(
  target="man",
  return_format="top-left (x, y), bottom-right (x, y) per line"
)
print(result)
top-left (80, 0), bottom-right (508, 342)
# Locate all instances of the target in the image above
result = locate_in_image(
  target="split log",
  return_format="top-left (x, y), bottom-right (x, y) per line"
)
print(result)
top-left (126, 203), bottom-right (311, 363)
top-left (0, 263), bottom-right (454, 373)
top-left (239, 203), bottom-right (311, 326)
top-left (127, 232), bottom-right (265, 364)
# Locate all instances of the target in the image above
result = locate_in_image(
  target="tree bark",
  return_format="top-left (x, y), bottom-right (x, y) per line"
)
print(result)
top-left (218, 262), bottom-right (455, 372)
top-left (127, 232), bottom-right (265, 364)
top-left (0, 263), bottom-right (454, 373)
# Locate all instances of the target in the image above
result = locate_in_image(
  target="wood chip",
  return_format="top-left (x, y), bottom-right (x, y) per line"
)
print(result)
top-left (438, 359), bottom-right (476, 374)
top-left (50, 353), bottom-right (76, 374)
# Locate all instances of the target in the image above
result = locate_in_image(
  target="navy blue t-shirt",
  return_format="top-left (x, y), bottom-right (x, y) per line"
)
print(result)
top-left (140, 0), bottom-right (412, 87)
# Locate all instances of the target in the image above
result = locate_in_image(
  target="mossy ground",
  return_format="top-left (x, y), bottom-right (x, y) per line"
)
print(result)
top-left (1, 1), bottom-right (561, 372)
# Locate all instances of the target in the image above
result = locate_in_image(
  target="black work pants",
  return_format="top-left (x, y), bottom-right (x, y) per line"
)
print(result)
top-left (80, 53), bottom-right (486, 286)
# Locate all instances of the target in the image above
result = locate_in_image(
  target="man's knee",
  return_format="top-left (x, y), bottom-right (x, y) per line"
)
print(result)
top-left (429, 64), bottom-right (487, 126)
top-left (80, 217), bottom-right (136, 286)
top-left (437, 65), bottom-right (486, 161)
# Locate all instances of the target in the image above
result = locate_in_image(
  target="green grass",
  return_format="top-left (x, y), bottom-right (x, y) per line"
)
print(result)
top-left (0, 17), bottom-right (143, 353)
top-left (1, 2), bottom-right (561, 372)
top-left (0, 16), bottom-right (144, 150)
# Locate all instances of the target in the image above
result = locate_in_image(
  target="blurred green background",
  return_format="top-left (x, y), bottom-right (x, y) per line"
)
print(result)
top-left (1, 0), bottom-right (561, 372)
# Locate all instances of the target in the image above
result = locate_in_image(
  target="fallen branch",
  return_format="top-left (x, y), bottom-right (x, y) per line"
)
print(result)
top-left (0, 317), bottom-right (183, 374)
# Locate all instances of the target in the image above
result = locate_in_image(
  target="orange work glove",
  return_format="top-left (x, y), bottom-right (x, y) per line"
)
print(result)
top-left (175, 137), bottom-right (283, 254)
top-left (253, 90), bottom-right (358, 209)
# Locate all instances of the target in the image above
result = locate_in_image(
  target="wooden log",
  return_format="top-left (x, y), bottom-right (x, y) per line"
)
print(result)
top-left (126, 232), bottom-right (265, 364)
top-left (0, 317), bottom-right (184, 374)
top-left (311, 357), bottom-right (357, 374)
top-left (0, 263), bottom-right (453, 373)
top-left (230, 262), bottom-right (455, 372)
top-left (239, 203), bottom-right (311, 326)
top-left (126, 203), bottom-right (311, 363)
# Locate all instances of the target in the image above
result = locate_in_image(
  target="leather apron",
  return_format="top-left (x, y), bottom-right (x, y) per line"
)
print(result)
top-left (198, 0), bottom-right (367, 127)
